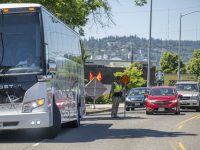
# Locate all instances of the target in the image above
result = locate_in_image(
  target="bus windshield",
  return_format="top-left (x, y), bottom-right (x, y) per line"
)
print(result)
top-left (0, 12), bottom-right (42, 75)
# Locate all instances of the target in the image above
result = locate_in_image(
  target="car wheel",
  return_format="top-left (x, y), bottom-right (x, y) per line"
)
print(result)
top-left (146, 111), bottom-right (151, 115)
top-left (175, 111), bottom-right (180, 115)
top-left (131, 108), bottom-right (135, 111)
top-left (126, 107), bottom-right (130, 111)
top-left (196, 105), bottom-right (200, 112)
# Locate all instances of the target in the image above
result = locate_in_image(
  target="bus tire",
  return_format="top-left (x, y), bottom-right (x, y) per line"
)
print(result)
top-left (69, 106), bottom-right (80, 128)
top-left (43, 100), bottom-right (61, 139)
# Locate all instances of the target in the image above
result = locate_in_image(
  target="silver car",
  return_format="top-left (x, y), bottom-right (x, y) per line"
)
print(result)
top-left (125, 87), bottom-right (150, 111)
top-left (175, 81), bottom-right (200, 111)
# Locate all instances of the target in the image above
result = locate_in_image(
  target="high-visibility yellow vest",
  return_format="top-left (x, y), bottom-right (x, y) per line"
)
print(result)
top-left (113, 82), bottom-right (123, 93)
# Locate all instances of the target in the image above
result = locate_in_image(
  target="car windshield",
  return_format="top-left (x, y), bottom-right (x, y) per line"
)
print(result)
top-left (0, 12), bottom-right (42, 75)
top-left (150, 88), bottom-right (175, 96)
top-left (176, 84), bottom-right (198, 92)
top-left (129, 88), bottom-right (149, 96)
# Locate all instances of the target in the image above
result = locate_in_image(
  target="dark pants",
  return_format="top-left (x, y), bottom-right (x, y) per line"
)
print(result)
top-left (111, 96), bottom-right (120, 117)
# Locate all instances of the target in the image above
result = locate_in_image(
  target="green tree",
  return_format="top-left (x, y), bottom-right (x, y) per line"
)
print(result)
top-left (160, 51), bottom-right (186, 74)
top-left (187, 49), bottom-right (200, 77)
top-left (3, 0), bottom-right (112, 35)
top-left (134, 0), bottom-right (147, 6)
top-left (114, 63), bottom-right (146, 89)
top-left (198, 76), bottom-right (200, 83)
top-left (2, 0), bottom-right (148, 35)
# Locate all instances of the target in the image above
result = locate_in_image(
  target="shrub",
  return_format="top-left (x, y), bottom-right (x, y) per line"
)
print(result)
top-left (85, 94), bottom-right (112, 104)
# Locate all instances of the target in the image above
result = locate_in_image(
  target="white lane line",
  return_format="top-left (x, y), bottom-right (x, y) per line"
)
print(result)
top-left (32, 139), bottom-right (47, 147)
top-left (82, 124), bottom-right (90, 126)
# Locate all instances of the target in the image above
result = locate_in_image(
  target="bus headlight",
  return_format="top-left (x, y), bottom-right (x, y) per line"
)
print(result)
top-left (22, 99), bottom-right (44, 113)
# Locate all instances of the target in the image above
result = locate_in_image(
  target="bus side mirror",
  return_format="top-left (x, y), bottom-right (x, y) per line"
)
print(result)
top-left (48, 60), bottom-right (57, 74)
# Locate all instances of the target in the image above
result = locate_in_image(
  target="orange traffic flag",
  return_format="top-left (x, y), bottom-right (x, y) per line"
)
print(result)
top-left (89, 72), bottom-right (94, 81)
top-left (96, 72), bottom-right (102, 81)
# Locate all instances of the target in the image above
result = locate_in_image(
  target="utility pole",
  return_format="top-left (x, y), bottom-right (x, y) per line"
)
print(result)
top-left (178, 13), bottom-right (182, 81)
top-left (131, 45), bottom-right (134, 64)
top-left (147, 0), bottom-right (153, 87)
top-left (178, 10), bottom-right (200, 80)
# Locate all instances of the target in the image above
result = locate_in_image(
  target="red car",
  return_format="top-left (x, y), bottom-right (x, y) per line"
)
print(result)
top-left (145, 86), bottom-right (181, 115)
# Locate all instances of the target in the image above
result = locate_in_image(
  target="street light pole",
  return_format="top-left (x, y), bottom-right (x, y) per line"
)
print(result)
top-left (178, 13), bottom-right (182, 81)
top-left (147, 0), bottom-right (152, 87)
top-left (178, 10), bottom-right (200, 81)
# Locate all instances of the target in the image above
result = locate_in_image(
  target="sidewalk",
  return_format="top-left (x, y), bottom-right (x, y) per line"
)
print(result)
top-left (86, 103), bottom-right (124, 114)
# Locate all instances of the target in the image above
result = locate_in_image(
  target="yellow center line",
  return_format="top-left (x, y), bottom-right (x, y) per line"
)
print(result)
top-left (178, 142), bottom-right (186, 150)
top-left (171, 141), bottom-right (186, 150)
top-left (176, 114), bottom-right (200, 129)
top-left (177, 124), bottom-right (184, 129)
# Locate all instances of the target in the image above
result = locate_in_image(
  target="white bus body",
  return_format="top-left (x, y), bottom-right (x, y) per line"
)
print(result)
top-left (0, 3), bottom-right (85, 138)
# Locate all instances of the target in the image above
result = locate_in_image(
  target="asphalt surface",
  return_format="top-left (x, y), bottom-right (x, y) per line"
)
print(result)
top-left (0, 108), bottom-right (200, 150)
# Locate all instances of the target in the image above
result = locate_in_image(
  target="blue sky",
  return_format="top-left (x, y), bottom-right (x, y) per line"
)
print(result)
top-left (84, 0), bottom-right (200, 41)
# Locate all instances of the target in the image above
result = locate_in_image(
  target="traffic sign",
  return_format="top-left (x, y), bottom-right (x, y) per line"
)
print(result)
top-left (85, 77), bottom-right (107, 100)
top-left (119, 75), bottom-right (129, 85)
top-left (155, 71), bottom-right (164, 81)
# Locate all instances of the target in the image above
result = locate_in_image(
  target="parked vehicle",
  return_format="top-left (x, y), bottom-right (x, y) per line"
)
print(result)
top-left (125, 87), bottom-right (150, 111)
top-left (145, 86), bottom-right (181, 115)
top-left (175, 81), bottom-right (200, 112)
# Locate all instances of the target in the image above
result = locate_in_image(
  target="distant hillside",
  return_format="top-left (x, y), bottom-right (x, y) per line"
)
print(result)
top-left (83, 35), bottom-right (200, 67)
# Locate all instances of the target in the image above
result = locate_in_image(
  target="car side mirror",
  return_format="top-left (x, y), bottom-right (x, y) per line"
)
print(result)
top-left (178, 94), bottom-right (183, 98)
top-left (144, 93), bottom-right (148, 98)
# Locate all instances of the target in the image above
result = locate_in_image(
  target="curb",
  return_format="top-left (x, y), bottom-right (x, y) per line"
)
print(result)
top-left (86, 108), bottom-right (112, 115)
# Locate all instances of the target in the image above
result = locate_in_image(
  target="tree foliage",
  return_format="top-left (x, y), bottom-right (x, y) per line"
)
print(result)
top-left (187, 49), bottom-right (200, 76)
top-left (2, 0), bottom-right (150, 35)
top-left (160, 51), bottom-right (186, 74)
top-left (114, 63), bottom-right (146, 89)
top-left (2, 0), bottom-right (112, 35)
top-left (134, 0), bottom-right (147, 6)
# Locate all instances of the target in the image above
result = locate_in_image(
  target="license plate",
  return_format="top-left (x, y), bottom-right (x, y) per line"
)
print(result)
top-left (135, 103), bottom-right (140, 106)
top-left (158, 108), bottom-right (165, 111)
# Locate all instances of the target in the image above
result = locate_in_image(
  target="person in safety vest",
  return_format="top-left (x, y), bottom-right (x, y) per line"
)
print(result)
top-left (109, 76), bottom-right (123, 118)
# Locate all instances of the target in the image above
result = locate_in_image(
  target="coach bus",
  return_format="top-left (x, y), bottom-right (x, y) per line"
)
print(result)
top-left (0, 3), bottom-right (85, 138)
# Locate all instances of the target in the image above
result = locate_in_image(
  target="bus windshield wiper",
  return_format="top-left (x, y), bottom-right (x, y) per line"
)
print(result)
top-left (0, 66), bottom-right (12, 74)
top-left (0, 32), bottom-right (4, 65)
top-left (0, 10), bottom-right (4, 65)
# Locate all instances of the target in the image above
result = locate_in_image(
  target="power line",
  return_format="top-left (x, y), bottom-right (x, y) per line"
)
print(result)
top-left (113, 5), bottom-right (200, 14)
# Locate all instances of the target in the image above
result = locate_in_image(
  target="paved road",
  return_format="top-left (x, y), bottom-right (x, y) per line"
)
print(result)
top-left (0, 108), bottom-right (200, 150)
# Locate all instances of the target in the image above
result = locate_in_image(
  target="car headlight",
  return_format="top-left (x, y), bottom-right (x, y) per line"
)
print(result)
top-left (191, 96), bottom-right (199, 100)
top-left (148, 99), bottom-right (157, 103)
top-left (170, 99), bottom-right (178, 103)
top-left (125, 97), bottom-right (131, 101)
top-left (22, 99), bottom-right (45, 113)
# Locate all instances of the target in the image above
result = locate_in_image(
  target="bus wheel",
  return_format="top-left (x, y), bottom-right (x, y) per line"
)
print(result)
top-left (44, 101), bottom-right (61, 139)
top-left (69, 107), bottom-right (80, 128)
